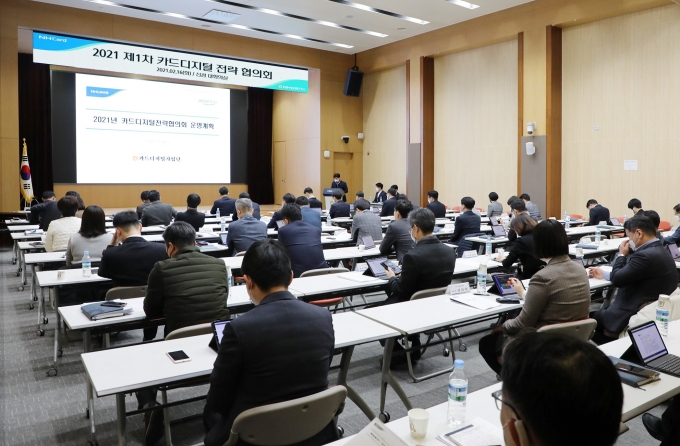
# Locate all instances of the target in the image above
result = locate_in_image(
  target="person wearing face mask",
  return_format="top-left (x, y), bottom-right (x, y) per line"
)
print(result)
top-left (663, 203), bottom-right (680, 245)
top-left (479, 219), bottom-right (590, 375)
top-left (139, 221), bottom-right (230, 445)
top-left (426, 190), bottom-right (447, 218)
top-left (203, 239), bottom-right (337, 446)
top-left (330, 172), bottom-right (348, 202)
top-left (374, 182), bottom-right (387, 203)
top-left (496, 331), bottom-right (623, 446)
top-left (506, 198), bottom-right (535, 242)
top-left (589, 214), bottom-right (677, 344)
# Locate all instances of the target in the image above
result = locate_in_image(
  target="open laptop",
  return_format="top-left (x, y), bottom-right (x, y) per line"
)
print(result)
top-left (361, 235), bottom-right (376, 250)
top-left (628, 321), bottom-right (680, 377)
top-left (209, 319), bottom-right (231, 352)
top-left (276, 220), bottom-right (285, 229)
top-left (609, 217), bottom-right (622, 227)
top-left (363, 257), bottom-right (390, 279)
top-left (218, 232), bottom-right (228, 245)
top-left (668, 243), bottom-right (680, 260)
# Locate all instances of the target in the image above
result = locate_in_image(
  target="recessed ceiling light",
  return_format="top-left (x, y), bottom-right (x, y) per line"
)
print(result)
top-left (202, 9), bottom-right (240, 23)
top-left (328, 0), bottom-right (429, 25)
top-left (201, 24), bottom-right (211, 27)
top-left (346, 15), bottom-right (353, 18)
top-left (397, 27), bottom-right (406, 30)
top-left (445, 0), bottom-right (480, 10)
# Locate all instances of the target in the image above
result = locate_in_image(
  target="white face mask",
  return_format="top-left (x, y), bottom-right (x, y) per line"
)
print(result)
top-left (628, 239), bottom-right (636, 251)
top-left (376, 187), bottom-right (380, 192)
top-left (675, 215), bottom-right (680, 222)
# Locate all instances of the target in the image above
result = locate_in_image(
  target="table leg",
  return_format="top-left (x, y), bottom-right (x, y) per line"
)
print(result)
top-left (53, 288), bottom-right (61, 364)
top-left (30, 264), bottom-right (36, 303)
top-left (12, 239), bottom-right (17, 264)
top-left (116, 393), bottom-right (127, 446)
top-left (16, 247), bottom-right (23, 277)
top-left (336, 346), bottom-right (375, 420)
top-left (20, 250), bottom-right (26, 285)
top-left (379, 338), bottom-right (413, 416)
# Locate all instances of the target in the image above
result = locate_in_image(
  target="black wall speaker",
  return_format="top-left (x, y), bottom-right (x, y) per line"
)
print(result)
top-left (344, 68), bottom-right (364, 97)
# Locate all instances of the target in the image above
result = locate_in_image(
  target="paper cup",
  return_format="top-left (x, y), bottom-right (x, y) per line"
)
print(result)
top-left (57, 271), bottom-right (64, 280)
top-left (408, 408), bottom-right (429, 440)
top-left (576, 247), bottom-right (584, 257)
top-left (359, 244), bottom-right (365, 251)
top-left (496, 248), bottom-right (505, 255)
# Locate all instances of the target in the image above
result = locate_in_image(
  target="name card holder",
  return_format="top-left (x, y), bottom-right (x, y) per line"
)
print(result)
top-left (462, 250), bottom-right (478, 259)
top-left (446, 283), bottom-right (471, 296)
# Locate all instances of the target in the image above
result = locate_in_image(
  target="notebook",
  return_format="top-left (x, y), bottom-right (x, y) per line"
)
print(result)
top-left (628, 321), bottom-right (680, 377)
top-left (81, 302), bottom-right (133, 321)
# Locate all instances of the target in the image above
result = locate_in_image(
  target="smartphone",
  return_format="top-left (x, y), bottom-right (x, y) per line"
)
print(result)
top-left (101, 301), bottom-right (127, 307)
top-left (380, 260), bottom-right (402, 275)
top-left (615, 363), bottom-right (657, 378)
top-left (167, 350), bottom-right (191, 363)
top-left (496, 297), bottom-right (521, 304)
top-left (196, 240), bottom-right (209, 246)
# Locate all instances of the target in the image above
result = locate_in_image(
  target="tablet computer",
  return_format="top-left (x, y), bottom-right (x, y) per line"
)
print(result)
top-left (209, 319), bottom-right (231, 352)
top-left (363, 257), bottom-right (389, 279)
top-left (489, 273), bottom-right (524, 297)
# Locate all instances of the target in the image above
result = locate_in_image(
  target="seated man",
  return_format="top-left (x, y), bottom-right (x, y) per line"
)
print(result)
top-left (585, 199), bottom-right (611, 226)
top-left (141, 221), bottom-right (230, 445)
top-left (351, 199), bottom-right (383, 245)
top-left (230, 192), bottom-right (261, 221)
top-left (354, 191), bottom-right (365, 206)
top-left (499, 331), bottom-right (623, 446)
top-left (644, 210), bottom-right (665, 243)
top-left (141, 190), bottom-right (177, 226)
top-left (664, 203), bottom-right (680, 245)
top-left (267, 193), bottom-right (296, 229)
top-left (29, 190), bottom-right (61, 231)
top-left (380, 188), bottom-right (398, 217)
top-left (450, 196), bottom-right (482, 245)
top-left (628, 198), bottom-right (644, 216)
top-left (175, 193), bottom-right (205, 231)
top-left (136, 190), bottom-right (151, 219)
top-left (210, 186), bottom-right (236, 216)
top-left (304, 187), bottom-right (323, 209)
top-left (296, 195), bottom-right (322, 229)
top-left (277, 204), bottom-right (328, 277)
top-left (227, 198), bottom-right (267, 256)
top-left (380, 199), bottom-right (414, 263)
top-left (642, 395), bottom-right (680, 444)
top-left (426, 190), bottom-right (446, 218)
top-left (487, 192), bottom-right (503, 218)
top-left (374, 182), bottom-right (387, 203)
top-left (203, 239), bottom-right (336, 446)
top-left (507, 198), bottom-right (533, 242)
top-left (519, 193), bottom-right (542, 221)
top-left (98, 210), bottom-right (168, 287)
top-left (329, 191), bottom-right (350, 218)
top-left (589, 215), bottom-right (677, 342)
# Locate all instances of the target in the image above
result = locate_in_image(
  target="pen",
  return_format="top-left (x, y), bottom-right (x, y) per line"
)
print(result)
top-left (445, 424), bottom-right (473, 436)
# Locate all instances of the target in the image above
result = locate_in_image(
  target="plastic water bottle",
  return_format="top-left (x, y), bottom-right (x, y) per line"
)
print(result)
top-left (226, 266), bottom-right (233, 291)
top-left (656, 294), bottom-right (671, 336)
top-left (623, 214), bottom-right (627, 223)
top-left (447, 360), bottom-right (468, 427)
top-left (485, 241), bottom-right (492, 256)
top-left (564, 211), bottom-right (570, 229)
top-left (82, 251), bottom-right (91, 277)
top-left (215, 208), bottom-right (220, 219)
top-left (595, 227), bottom-right (601, 243)
top-left (220, 218), bottom-right (226, 233)
top-left (476, 259), bottom-right (487, 294)
top-left (327, 213), bottom-right (332, 226)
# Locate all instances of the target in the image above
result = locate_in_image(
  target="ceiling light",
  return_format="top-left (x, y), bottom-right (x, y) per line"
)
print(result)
top-left (202, 9), bottom-right (240, 23)
top-left (397, 27), bottom-right (406, 30)
top-left (205, 0), bottom-right (387, 36)
top-left (201, 24), bottom-right (211, 27)
top-left (328, 0), bottom-right (429, 25)
top-left (83, 0), bottom-right (354, 48)
top-left (445, 0), bottom-right (480, 9)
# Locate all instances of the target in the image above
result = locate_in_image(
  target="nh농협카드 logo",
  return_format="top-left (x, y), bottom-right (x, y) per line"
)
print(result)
top-left (38, 35), bottom-right (67, 43)
top-left (198, 99), bottom-right (217, 106)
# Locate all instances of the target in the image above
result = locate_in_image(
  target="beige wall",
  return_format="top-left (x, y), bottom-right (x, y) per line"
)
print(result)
top-left (433, 40), bottom-right (518, 210)
top-left (362, 66), bottom-right (407, 195)
top-left (562, 4), bottom-right (680, 223)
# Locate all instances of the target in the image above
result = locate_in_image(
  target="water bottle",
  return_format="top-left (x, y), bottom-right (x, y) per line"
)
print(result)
top-left (327, 213), bottom-right (332, 226)
top-left (82, 251), bottom-right (91, 277)
top-left (215, 208), bottom-right (220, 219)
top-left (226, 266), bottom-right (233, 291)
top-left (656, 294), bottom-right (671, 336)
top-left (595, 227), bottom-right (601, 243)
top-left (220, 218), bottom-right (226, 233)
top-left (476, 260), bottom-right (487, 294)
top-left (447, 359), bottom-right (468, 427)
top-left (623, 214), bottom-right (627, 223)
top-left (485, 241), bottom-right (492, 256)
top-left (564, 211), bottom-right (570, 229)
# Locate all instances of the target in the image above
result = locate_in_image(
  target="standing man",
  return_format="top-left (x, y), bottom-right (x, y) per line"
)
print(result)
top-left (351, 199), bottom-right (383, 245)
top-left (380, 188), bottom-right (398, 217)
top-left (277, 204), bottom-right (329, 277)
top-left (585, 199), bottom-right (611, 226)
top-left (303, 187), bottom-right (323, 209)
top-left (136, 191), bottom-right (151, 219)
top-left (141, 190), bottom-right (177, 226)
top-left (330, 173), bottom-right (348, 202)
top-left (380, 200), bottom-right (414, 262)
top-left (426, 190), bottom-right (447, 218)
top-left (450, 197), bottom-right (482, 245)
top-left (29, 190), bottom-right (61, 231)
top-left (210, 187), bottom-right (236, 216)
top-left (519, 193), bottom-right (542, 221)
top-left (227, 198), bottom-right (267, 256)
top-left (374, 183), bottom-right (387, 203)
top-left (329, 191), bottom-right (350, 218)
top-left (202, 239), bottom-right (336, 446)
top-left (628, 198), bottom-right (644, 215)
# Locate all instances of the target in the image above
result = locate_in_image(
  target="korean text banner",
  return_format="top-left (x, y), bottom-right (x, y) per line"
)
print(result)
top-left (33, 31), bottom-right (308, 93)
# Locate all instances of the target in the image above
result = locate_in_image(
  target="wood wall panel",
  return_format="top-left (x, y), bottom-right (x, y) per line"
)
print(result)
top-left (420, 57), bottom-right (434, 207)
top-left (562, 4), bottom-right (680, 223)
top-left (362, 66), bottom-right (407, 195)
top-left (545, 26), bottom-right (562, 219)
top-left (433, 40), bottom-right (518, 210)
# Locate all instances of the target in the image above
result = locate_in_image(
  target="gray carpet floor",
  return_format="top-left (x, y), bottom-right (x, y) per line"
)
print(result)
top-left (0, 246), bottom-right (664, 445)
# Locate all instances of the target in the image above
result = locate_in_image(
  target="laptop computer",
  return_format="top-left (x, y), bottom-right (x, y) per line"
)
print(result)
top-left (209, 319), bottom-right (231, 352)
top-left (361, 235), bottom-right (376, 250)
top-left (218, 232), bottom-right (228, 245)
top-left (668, 243), bottom-right (680, 260)
top-left (490, 223), bottom-right (507, 238)
top-left (363, 257), bottom-right (389, 279)
top-left (628, 321), bottom-right (680, 377)
top-left (610, 218), bottom-right (622, 227)
top-left (276, 220), bottom-right (285, 229)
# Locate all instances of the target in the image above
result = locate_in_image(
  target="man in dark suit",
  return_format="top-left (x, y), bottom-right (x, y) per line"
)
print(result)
top-left (98, 210), bottom-right (169, 287)
top-left (175, 193), bottom-right (205, 231)
top-left (210, 187), bottom-right (236, 216)
top-left (227, 198), bottom-right (267, 255)
top-left (304, 187), bottom-right (323, 209)
top-left (380, 199), bottom-right (414, 262)
top-left (374, 182), bottom-right (387, 203)
top-left (380, 188), bottom-right (398, 217)
top-left (29, 190), bottom-right (61, 231)
top-left (628, 198), bottom-right (644, 216)
top-left (203, 239), bottom-right (337, 446)
top-left (330, 173), bottom-right (348, 202)
top-left (664, 203), bottom-right (680, 245)
top-left (450, 197), bottom-right (482, 245)
top-left (277, 204), bottom-right (328, 277)
top-left (329, 191), bottom-right (350, 218)
top-left (507, 198), bottom-right (534, 242)
top-left (136, 190), bottom-right (151, 219)
top-left (585, 199), bottom-right (611, 226)
top-left (426, 190), bottom-right (447, 218)
top-left (354, 191), bottom-right (365, 206)
top-left (141, 190), bottom-right (177, 226)
top-left (590, 215), bottom-right (678, 342)
top-left (296, 196), bottom-right (322, 229)
top-left (230, 192), bottom-right (261, 221)
top-left (267, 193), bottom-right (296, 229)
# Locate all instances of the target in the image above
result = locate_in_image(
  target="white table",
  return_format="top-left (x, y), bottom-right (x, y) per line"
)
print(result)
top-left (24, 251), bottom-right (69, 308)
top-left (565, 225), bottom-right (624, 239)
top-left (569, 237), bottom-right (627, 260)
top-left (290, 273), bottom-right (388, 300)
top-left (10, 230), bottom-right (42, 273)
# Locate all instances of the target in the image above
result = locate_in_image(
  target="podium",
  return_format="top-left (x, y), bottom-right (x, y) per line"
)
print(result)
top-left (322, 188), bottom-right (343, 210)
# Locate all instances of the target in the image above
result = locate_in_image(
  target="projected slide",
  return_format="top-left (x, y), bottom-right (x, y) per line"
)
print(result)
top-left (75, 73), bottom-right (231, 183)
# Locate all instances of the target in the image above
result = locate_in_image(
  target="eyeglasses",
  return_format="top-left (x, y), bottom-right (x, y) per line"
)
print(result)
top-left (491, 389), bottom-right (521, 419)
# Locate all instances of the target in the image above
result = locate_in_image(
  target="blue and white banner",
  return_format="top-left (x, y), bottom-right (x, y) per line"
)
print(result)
top-left (33, 31), bottom-right (308, 93)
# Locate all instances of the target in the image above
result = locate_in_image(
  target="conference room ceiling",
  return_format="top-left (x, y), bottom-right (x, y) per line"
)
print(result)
top-left (31, 0), bottom-right (533, 55)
